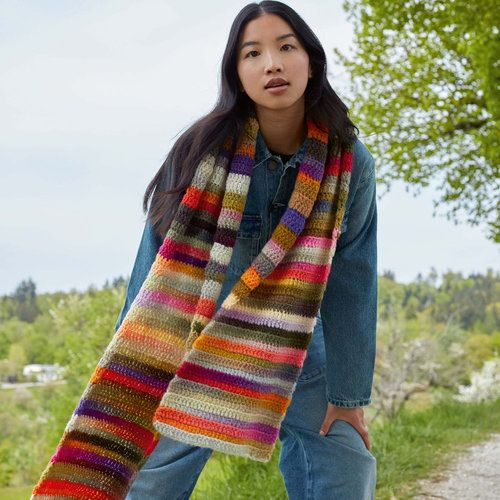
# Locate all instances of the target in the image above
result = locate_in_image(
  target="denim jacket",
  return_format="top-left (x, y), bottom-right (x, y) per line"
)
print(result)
top-left (115, 131), bottom-right (377, 408)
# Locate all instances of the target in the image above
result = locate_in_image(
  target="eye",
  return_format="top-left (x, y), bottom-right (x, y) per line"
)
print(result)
top-left (244, 44), bottom-right (296, 58)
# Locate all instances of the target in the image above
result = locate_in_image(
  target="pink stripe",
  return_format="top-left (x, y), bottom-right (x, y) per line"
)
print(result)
top-left (158, 238), bottom-right (176, 259)
top-left (295, 234), bottom-right (332, 247)
top-left (266, 240), bottom-right (286, 264)
top-left (159, 238), bottom-right (209, 261)
top-left (136, 289), bottom-right (196, 314)
top-left (220, 208), bottom-right (242, 223)
top-left (286, 261), bottom-right (329, 274)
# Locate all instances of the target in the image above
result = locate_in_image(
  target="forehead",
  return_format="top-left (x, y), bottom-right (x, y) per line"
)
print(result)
top-left (238, 13), bottom-right (295, 48)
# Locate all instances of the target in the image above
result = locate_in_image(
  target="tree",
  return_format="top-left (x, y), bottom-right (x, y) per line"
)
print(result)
top-left (334, 0), bottom-right (499, 241)
top-left (12, 278), bottom-right (40, 322)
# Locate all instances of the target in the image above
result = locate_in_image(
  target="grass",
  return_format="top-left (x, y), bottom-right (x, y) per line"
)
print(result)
top-left (0, 486), bottom-right (33, 500)
top-left (191, 440), bottom-right (287, 499)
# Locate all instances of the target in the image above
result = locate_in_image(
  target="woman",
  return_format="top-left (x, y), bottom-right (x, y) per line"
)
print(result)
top-left (32, 2), bottom-right (377, 499)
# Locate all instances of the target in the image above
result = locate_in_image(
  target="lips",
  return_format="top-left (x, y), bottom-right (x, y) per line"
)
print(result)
top-left (265, 77), bottom-right (289, 89)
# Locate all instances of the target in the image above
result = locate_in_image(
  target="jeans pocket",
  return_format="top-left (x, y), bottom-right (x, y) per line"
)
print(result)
top-left (328, 419), bottom-right (376, 459)
top-left (228, 214), bottom-right (262, 274)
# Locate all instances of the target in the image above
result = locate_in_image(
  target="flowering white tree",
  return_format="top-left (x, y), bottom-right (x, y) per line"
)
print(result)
top-left (453, 357), bottom-right (500, 403)
top-left (373, 334), bottom-right (440, 419)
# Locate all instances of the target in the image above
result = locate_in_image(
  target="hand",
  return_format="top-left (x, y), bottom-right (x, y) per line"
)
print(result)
top-left (319, 402), bottom-right (371, 451)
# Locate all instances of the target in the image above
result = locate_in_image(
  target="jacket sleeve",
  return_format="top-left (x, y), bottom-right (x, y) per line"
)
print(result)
top-left (114, 163), bottom-right (174, 333)
top-left (320, 142), bottom-right (378, 408)
top-left (114, 219), bottom-right (162, 334)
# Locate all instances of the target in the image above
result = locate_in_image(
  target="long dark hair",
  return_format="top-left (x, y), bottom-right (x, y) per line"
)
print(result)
top-left (144, 0), bottom-right (358, 241)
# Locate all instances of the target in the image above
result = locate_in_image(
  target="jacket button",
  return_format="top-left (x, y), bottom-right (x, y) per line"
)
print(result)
top-left (268, 158), bottom-right (279, 171)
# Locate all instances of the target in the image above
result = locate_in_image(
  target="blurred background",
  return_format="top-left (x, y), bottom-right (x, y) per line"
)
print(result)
top-left (1, 1), bottom-right (498, 498)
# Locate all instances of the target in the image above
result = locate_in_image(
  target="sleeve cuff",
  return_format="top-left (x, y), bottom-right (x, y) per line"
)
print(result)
top-left (326, 394), bottom-right (372, 408)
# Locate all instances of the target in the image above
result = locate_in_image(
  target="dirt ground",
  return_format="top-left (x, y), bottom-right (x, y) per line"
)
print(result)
top-left (413, 433), bottom-right (500, 499)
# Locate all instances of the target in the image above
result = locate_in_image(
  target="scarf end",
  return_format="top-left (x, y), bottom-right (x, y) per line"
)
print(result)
top-left (153, 420), bottom-right (275, 463)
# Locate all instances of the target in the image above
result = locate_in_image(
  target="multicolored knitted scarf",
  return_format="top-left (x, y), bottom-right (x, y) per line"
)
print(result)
top-left (32, 111), bottom-right (352, 499)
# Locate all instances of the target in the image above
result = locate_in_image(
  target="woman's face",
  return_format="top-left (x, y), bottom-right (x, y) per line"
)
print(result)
top-left (236, 13), bottom-right (312, 114)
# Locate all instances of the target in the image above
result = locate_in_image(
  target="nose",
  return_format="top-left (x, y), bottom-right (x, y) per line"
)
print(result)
top-left (264, 50), bottom-right (284, 73)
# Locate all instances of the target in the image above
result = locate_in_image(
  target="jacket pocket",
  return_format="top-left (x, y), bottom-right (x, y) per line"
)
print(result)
top-left (228, 214), bottom-right (262, 275)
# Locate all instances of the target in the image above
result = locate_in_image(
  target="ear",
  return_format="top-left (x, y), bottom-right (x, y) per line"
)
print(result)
top-left (309, 64), bottom-right (313, 78)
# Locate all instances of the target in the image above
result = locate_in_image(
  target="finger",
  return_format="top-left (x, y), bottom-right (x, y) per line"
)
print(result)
top-left (359, 427), bottom-right (371, 450)
top-left (319, 416), bottom-right (335, 436)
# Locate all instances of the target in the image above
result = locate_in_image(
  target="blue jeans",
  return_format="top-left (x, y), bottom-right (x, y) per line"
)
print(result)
top-left (124, 317), bottom-right (376, 500)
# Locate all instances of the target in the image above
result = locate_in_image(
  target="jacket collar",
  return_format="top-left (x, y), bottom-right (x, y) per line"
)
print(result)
top-left (253, 130), bottom-right (308, 170)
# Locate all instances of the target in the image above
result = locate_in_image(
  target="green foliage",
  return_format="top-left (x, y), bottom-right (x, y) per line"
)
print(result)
top-left (335, 0), bottom-right (500, 241)
top-left (0, 387), bottom-right (54, 489)
top-left (464, 333), bottom-right (495, 368)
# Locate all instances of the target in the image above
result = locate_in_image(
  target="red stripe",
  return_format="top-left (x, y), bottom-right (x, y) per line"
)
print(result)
top-left (97, 368), bottom-right (165, 398)
top-left (269, 267), bottom-right (326, 283)
top-left (33, 478), bottom-right (115, 499)
top-left (199, 197), bottom-right (221, 217)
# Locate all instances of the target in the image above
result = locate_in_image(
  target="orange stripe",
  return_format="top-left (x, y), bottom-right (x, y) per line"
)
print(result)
top-left (197, 335), bottom-right (302, 366)
top-left (155, 407), bottom-right (273, 449)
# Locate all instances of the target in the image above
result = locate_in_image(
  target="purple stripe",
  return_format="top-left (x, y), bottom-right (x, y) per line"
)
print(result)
top-left (282, 208), bottom-right (306, 234)
top-left (316, 199), bottom-right (334, 211)
top-left (107, 362), bottom-right (169, 391)
top-left (76, 398), bottom-right (124, 417)
top-left (54, 445), bottom-right (133, 480)
top-left (229, 154), bottom-right (254, 175)
top-left (301, 158), bottom-right (324, 179)
top-left (172, 250), bottom-right (207, 268)
top-left (73, 406), bottom-right (155, 444)
top-left (189, 405), bottom-right (278, 438)
top-left (182, 362), bottom-right (287, 396)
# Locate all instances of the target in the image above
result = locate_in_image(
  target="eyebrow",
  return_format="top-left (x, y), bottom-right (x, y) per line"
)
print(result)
top-left (239, 33), bottom-right (297, 52)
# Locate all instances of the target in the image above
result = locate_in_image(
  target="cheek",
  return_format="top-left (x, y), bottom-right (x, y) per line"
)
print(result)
top-left (238, 65), bottom-right (250, 84)
top-left (240, 70), bottom-right (260, 91)
top-left (291, 63), bottom-right (310, 88)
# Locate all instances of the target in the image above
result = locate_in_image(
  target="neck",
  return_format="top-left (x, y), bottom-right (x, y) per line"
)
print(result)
top-left (254, 106), bottom-right (306, 155)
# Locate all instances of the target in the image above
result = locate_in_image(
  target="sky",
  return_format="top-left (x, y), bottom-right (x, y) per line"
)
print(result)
top-left (1, 0), bottom-right (498, 296)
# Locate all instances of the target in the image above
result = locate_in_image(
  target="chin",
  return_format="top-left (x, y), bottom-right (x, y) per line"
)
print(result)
top-left (264, 98), bottom-right (303, 111)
